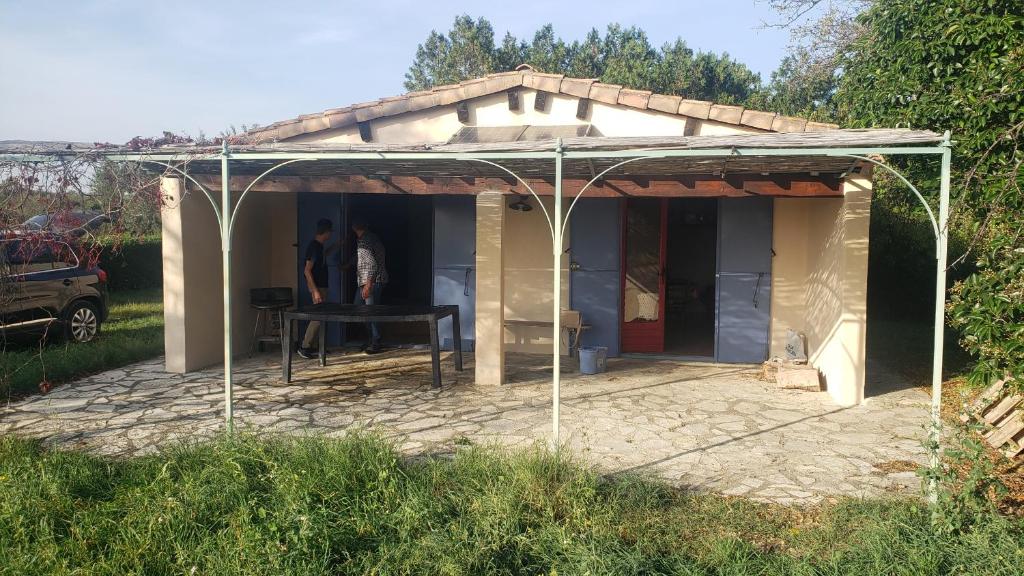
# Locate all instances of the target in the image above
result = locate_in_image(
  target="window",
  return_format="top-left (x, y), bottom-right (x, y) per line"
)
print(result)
top-left (0, 240), bottom-right (78, 275)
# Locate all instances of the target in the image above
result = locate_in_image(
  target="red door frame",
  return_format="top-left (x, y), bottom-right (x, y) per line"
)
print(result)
top-left (620, 198), bottom-right (668, 353)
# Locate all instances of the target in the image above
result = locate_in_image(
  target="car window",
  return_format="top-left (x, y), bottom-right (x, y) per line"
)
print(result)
top-left (51, 243), bottom-right (79, 270)
top-left (0, 240), bottom-right (76, 274)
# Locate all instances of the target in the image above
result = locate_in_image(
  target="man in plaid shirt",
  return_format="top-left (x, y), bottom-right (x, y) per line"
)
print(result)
top-left (352, 220), bottom-right (388, 353)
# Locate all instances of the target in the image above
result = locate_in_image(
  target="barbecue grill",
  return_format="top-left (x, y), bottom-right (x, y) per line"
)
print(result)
top-left (250, 287), bottom-right (293, 355)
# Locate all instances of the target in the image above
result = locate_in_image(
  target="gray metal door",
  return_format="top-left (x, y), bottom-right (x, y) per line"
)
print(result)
top-left (432, 196), bottom-right (475, 350)
top-left (569, 198), bottom-right (621, 356)
top-left (716, 197), bottom-right (772, 363)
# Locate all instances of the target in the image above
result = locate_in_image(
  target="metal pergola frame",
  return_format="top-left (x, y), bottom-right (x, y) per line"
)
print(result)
top-left (5, 131), bottom-right (952, 501)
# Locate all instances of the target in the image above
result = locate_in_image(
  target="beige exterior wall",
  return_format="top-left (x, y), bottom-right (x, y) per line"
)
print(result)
top-left (501, 196), bottom-right (571, 353)
top-left (162, 177), bottom-right (297, 373)
top-left (286, 89), bottom-right (762, 145)
top-left (770, 169), bottom-right (872, 406)
top-left (162, 177), bottom-right (224, 372)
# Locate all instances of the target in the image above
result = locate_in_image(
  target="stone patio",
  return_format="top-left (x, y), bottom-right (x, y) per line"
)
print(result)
top-left (0, 349), bottom-right (930, 504)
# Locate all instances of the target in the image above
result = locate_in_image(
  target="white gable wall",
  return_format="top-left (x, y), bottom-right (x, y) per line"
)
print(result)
top-left (283, 89), bottom-right (761, 145)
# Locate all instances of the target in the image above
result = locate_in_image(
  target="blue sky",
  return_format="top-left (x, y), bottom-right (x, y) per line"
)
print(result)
top-left (0, 0), bottom-right (799, 143)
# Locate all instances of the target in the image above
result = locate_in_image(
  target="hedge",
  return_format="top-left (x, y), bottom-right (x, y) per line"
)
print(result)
top-left (96, 234), bottom-right (162, 291)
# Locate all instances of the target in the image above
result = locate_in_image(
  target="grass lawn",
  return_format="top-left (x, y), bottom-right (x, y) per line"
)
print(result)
top-left (0, 289), bottom-right (163, 398)
top-left (0, 434), bottom-right (1021, 576)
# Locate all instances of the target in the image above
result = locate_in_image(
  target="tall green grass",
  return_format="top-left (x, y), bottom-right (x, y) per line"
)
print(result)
top-left (0, 289), bottom-right (163, 397)
top-left (1, 434), bottom-right (1021, 575)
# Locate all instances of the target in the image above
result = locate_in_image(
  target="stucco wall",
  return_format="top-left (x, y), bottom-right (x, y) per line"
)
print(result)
top-left (285, 89), bottom-right (761, 145)
top-left (162, 179), bottom-right (295, 373)
top-left (769, 169), bottom-right (872, 406)
top-left (501, 195), bottom-right (571, 353)
top-left (162, 177), bottom-right (224, 372)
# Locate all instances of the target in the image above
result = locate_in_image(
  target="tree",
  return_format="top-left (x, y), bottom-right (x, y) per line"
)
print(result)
top-left (836, 0), bottom-right (1024, 387)
top-left (404, 16), bottom-right (497, 91)
top-left (404, 17), bottom-right (764, 105)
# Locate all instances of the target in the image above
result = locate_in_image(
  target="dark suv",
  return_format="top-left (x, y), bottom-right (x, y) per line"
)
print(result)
top-left (0, 236), bottom-right (109, 343)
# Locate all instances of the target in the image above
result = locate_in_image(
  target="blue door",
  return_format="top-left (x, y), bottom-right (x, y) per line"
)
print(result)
top-left (432, 196), bottom-right (475, 350)
top-left (296, 192), bottom-right (344, 345)
top-left (569, 198), bottom-right (621, 357)
top-left (716, 197), bottom-right (772, 363)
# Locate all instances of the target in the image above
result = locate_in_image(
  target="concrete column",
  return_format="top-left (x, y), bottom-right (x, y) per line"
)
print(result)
top-left (160, 176), bottom-right (223, 373)
top-left (795, 172), bottom-right (872, 406)
top-left (474, 191), bottom-right (505, 385)
top-left (831, 171), bottom-right (872, 405)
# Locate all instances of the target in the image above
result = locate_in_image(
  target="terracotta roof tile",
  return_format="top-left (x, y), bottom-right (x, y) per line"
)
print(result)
top-left (560, 77), bottom-right (595, 98)
top-left (588, 82), bottom-right (622, 105)
top-left (771, 115), bottom-right (808, 133)
top-left (647, 93), bottom-right (682, 114)
top-left (247, 70), bottom-right (837, 140)
top-left (325, 108), bottom-right (356, 129)
top-left (740, 109), bottom-right (777, 131)
top-left (617, 88), bottom-right (652, 109)
top-left (522, 72), bottom-right (564, 93)
top-left (709, 104), bottom-right (744, 124)
top-left (677, 99), bottom-right (712, 119)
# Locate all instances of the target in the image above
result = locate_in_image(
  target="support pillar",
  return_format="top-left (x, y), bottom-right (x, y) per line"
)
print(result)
top-left (160, 176), bottom-right (223, 373)
top-left (474, 191), bottom-right (506, 385)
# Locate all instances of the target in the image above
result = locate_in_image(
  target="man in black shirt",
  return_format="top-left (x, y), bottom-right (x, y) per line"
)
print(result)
top-left (297, 218), bottom-right (338, 359)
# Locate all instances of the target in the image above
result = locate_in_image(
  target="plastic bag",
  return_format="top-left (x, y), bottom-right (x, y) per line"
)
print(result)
top-left (785, 329), bottom-right (807, 362)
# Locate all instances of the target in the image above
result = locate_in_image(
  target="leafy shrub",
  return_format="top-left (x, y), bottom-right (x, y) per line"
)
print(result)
top-left (96, 233), bottom-right (162, 291)
top-left (949, 229), bottom-right (1024, 388)
top-left (839, 0), bottom-right (1024, 389)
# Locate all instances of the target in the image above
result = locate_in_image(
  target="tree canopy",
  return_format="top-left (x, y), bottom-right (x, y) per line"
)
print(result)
top-left (834, 0), bottom-right (1023, 386)
top-left (404, 17), bottom-right (761, 105)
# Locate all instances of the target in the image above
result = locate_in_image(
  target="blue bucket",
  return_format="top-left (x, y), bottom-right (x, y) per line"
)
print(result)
top-left (578, 346), bottom-right (607, 375)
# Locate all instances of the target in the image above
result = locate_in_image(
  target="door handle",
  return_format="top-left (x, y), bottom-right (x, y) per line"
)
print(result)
top-left (62, 279), bottom-right (73, 286)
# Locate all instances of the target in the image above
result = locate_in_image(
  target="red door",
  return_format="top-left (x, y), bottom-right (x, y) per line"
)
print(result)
top-left (621, 198), bottom-right (667, 353)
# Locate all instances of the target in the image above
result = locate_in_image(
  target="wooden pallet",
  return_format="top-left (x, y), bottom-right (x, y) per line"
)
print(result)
top-left (961, 378), bottom-right (1024, 459)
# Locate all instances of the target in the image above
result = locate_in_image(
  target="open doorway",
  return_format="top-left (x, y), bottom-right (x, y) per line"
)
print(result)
top-left (620, 198), bottom-right (718, 356)
top-left (343, 193), bottom-right (433, 345)
top-left (664, 199), bottom-right (718, 357)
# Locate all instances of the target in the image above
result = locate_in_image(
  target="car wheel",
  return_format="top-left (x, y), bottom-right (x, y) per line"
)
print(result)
top-left (65, 301), bottom-right (101, 343)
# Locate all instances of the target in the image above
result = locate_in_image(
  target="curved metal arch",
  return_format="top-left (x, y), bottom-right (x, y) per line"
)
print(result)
top-left (559, 156), bottom-right (652, 244)
top-left (835, 154), bottom-right (941, 249)
top-left (464, 158), bottom-right (555, 242)
top-left (558, 153), bottom-right (942, 253)
top-left (138, 159), bottom-right (223, 229)
top-left (227, 159), bottom-right (314, 239)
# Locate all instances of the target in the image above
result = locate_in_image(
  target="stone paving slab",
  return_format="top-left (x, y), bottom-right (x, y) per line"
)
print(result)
top-left (0, 350), bottom-right (931, 505)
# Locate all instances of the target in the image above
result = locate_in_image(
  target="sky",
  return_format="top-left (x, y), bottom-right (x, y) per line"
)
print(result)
top-left (0, 0), bottom-right (800, 143)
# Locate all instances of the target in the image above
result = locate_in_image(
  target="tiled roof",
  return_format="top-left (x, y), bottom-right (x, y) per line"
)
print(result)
top-left (249, 69), bottom-right (838, 142)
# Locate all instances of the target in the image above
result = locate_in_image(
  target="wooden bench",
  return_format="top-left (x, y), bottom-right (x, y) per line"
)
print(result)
top-left (504, 310), bottom-right (588, 356)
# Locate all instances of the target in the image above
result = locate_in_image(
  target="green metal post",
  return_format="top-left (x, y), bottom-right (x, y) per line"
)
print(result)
top-left (552, 139), bottom-right (564, 447)
top-left (929, 134), bottom-right (952, 503)
top-left (221, 142), bottom-right (234, 432)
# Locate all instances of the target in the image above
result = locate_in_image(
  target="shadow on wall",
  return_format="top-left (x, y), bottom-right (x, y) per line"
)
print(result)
top-left (502, 195), bottom-right (569, 354)
top-left (803, 175), bottom-right (871, 406)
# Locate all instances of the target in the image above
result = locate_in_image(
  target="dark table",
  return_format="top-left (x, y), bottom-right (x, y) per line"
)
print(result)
top-left (281, 304), bottom-right (462, 389)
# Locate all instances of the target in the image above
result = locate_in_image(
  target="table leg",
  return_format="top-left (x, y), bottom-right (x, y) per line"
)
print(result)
top-left (318, 322), bottom-right (327, 367)
top-left (282, 317), bottom-right (292, 383)
top-left (428, 318), bottom-right (441, 389)
top-left (451, 309), bottom-right (463, 371)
